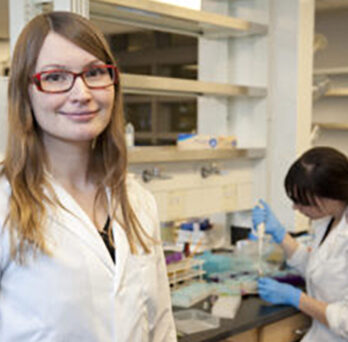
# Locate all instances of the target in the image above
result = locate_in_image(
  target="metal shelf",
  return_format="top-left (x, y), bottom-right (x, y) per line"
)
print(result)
top-left (90, 0), bottom-right (268, 38)
top-left (128, 146), bottom-right (265, 164)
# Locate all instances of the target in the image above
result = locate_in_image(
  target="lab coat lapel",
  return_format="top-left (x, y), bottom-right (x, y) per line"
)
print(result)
top-left (307, 216), bottom-right (331, 274)
top-left (308, 212), bottom-right (346, 275)
top-left (112, 220), bottom-right (130, 294)
top-left (48, 179), bottom-right (115, 276)
top-left (104, 188), bottom-right (130, 294)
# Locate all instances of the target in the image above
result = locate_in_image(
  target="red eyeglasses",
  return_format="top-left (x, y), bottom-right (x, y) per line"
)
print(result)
top-left (31, 64), bottom-right (118, 94)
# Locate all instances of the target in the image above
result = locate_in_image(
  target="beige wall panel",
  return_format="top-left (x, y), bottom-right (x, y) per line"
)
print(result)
top-left (236, 182), bottom-right (253, 210)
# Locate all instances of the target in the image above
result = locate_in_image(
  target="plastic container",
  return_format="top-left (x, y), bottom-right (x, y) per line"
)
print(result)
top-left (165, 251), bottom-right (183, 265)
top-left (167, 258), bottom-right (205, 287)
top-left (171, 282), bottom-right (212, 307)
top-left (210, 282), bottom-right (241, 296)
top-left (174, 309), bottom-right (220, 334)
top-left (194, 251), bottom-right (235, 275)
top-left (125, 122), bottom-right (135, 148)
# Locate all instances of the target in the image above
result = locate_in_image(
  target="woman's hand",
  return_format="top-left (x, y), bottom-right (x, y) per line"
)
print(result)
top-left (252, 199), bottom-right (286, 244)
top-left (258, 277), bottom-right (302, 308)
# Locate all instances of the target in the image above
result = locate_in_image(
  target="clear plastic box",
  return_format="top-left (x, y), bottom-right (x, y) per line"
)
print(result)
top-left (171, 282), bottom-right (213, 307)
top-left (174, 309), bottom-right (220, 335)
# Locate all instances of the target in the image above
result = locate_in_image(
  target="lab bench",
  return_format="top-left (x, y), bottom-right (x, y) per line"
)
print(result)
top-left (176, 296), bottom-right (311, 342)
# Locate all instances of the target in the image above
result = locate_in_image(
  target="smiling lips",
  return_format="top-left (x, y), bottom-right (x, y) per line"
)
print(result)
top-left (59, 109), bottom-right (99, 121)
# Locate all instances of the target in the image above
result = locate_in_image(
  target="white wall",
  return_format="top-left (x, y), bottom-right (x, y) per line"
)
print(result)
top-left (267, 0), bottom-right (314, 231)
top-left (198, 0), bottom-right (269, 232)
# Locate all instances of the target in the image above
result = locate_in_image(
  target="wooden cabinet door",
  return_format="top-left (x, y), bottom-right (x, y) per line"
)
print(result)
top-left (259, 313), bottom-right (311, 342)
top-left (221, 328), bottom-right (258, 342)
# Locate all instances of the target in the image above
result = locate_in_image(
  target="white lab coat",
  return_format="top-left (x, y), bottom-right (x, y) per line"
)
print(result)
top-left (0, 175), bottom-right (177, 342)
top-left (287, 207), bottom-right (348, 342)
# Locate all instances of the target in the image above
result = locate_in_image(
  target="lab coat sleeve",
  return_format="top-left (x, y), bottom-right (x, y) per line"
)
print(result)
top-left (0, 205), bottom-right (10, 282)
top-left (326, 297), bottom-right (348, 339)
top-left (0, 230), bottom-right (4, 281)
top-left (325, 249), bottom-right (348, 339)
top-left (146, 190), bottom-right (177, 341)
top-left (0, 178), bottom-right (12, 280)
top-left (286, 243), bottom-right (310, 276)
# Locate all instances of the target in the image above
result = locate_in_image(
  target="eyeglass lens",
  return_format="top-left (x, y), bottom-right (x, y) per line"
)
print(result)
top-left (39, 66), bottom-right (115, 92)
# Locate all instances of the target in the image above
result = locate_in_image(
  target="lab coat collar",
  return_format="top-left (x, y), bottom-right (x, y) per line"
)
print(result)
top-left (112, 220), bottom-right (130, 294)
top-left (311, 216), bottom-right (332, 249)
top-left (105, 187), bottom-right (130, 294)
top-left (45, 174), bottom-right (116, 276)
top-left (336, 205), bottom-right (348, 237)
top-left (308, 207), bottom-right (348, 274)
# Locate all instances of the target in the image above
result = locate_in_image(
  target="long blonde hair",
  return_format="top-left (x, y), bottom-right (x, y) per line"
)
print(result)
top-left (3, 11), bottom-right (151, 261)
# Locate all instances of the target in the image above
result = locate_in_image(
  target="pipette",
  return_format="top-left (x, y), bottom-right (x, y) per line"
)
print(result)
top-left (257, 221), bottom-right (265, 276)
top-left (256, 201), bottom-right (265, 276)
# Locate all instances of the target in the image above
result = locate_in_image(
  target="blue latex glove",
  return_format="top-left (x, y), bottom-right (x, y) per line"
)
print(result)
top-left (258, 277), bottom-right (302, 308)
top-left (252, 199), bottom-right (286, 244)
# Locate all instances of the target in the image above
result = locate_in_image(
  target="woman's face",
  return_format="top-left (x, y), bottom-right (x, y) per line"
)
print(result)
top-left (29, 32), bottom-right (115, 147)
top-left (293, 197), bottom-right (345, 220)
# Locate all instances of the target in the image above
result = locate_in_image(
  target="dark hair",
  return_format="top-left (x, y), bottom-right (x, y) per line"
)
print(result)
top-left (284, 146), bottom-right (348, 206)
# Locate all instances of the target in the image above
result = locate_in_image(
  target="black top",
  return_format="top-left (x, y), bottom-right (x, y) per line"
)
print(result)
top-left (319, 217), bottom-right (334, 247)
top-left (99, 215), bottom-right (116, 263)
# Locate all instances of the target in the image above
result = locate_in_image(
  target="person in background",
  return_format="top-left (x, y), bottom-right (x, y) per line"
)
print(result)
top-left (0, 11), bottom-right (176, 341)
top-left (253, 146), bottom-right (348, 342)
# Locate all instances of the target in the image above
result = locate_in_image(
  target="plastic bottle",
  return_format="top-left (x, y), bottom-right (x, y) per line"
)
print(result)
top-left (125, 122), bottom-right (135, 148)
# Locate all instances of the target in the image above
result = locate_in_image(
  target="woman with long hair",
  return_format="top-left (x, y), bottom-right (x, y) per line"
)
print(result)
top-left (0, 11), bottom-right (176, 341)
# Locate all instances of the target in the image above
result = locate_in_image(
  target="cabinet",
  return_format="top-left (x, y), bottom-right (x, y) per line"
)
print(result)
top-left (89, 0), bottom-right (267, 146)
top-left (222, 329), bottom-right (258, 342)
top-left (313, 7), bottom-right (348, 156)
top-left (258, 313), bottom-right (311, 342)
top-left (88, 0), bottom-right (269, 221)
top-left (221, 313), bottom-right (311, 342)
top-left (127, 146), bottom-right (264, 221)
top-left (94, 0), bottom-right (313, 229)
top-left (138, 157), bottom-right (257, 221)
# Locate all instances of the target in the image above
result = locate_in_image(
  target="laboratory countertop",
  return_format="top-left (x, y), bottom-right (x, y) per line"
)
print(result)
top-left (176, 295), bottom-right (299, 342)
